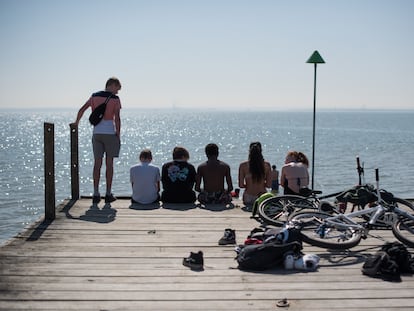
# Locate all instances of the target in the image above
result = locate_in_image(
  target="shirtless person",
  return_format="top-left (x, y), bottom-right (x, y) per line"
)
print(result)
top-left (280, 151), bottom-right (309, 195)
top-left (195, 143), bottom-right (233, 204)
top-left (270, 164), bottom-right (279, 194)
top-left (238, 142), bottom-right (271, 205)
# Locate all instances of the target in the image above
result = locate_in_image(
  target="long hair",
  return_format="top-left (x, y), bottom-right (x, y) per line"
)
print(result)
top-left (248, 142), bottom-right (265, 183)
top-left (297, 152), bottom-right (309, 167)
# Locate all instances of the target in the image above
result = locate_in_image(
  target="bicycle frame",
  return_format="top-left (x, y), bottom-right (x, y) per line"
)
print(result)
top-left (311, 202), bottom-right (414, 236)
top-left (322, 204), bottom-right (384, 231)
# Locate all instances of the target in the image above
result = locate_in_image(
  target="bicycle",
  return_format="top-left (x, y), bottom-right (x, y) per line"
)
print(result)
top-left (255, 156), bottom-right (369, 227)
top-left (288, 168), bottom-right (414, 249)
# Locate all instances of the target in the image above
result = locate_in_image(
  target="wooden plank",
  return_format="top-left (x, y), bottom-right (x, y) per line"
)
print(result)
top-left (3, 279), bottom-right (413, 291)
top-left (0, 300), bottom-right (413, 311)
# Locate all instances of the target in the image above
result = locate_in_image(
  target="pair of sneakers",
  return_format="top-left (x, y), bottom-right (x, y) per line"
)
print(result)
top-left (92, 193), bottom-right (117, 204)
top-left (182, 229), bottom-right (236, 271)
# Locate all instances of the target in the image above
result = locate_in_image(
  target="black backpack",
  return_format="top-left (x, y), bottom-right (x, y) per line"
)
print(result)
top-left (89, 94), bottom-right (112, 126)
top-left (362, 251), bottom-right (400, 281)
top-left (236, 241), bottom-right (302, 271)
top-left (381, 241), bottom-right (414, 273)
top-left (362, 242), bottom-right (414, 281)
top-left (247, 226), bottom-right (302, 244)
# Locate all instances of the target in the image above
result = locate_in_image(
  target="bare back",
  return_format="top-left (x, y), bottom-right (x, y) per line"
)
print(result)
top-left (281, 162), bottom-right (309, 194)
top-left (238, 161), bottom-right (271, 196)
top-left (196, 159), bottom-right (233, 193)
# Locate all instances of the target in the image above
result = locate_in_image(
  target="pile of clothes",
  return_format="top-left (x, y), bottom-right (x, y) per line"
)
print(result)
top-left (362, 241), bottom-right (414, 281)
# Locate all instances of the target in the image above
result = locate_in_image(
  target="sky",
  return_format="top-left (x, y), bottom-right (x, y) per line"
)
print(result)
top-left (0, 0), bottom-right (413, 111)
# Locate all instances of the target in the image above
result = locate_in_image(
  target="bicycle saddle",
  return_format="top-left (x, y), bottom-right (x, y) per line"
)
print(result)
top-left (299, 188), bottom-right (322, 197)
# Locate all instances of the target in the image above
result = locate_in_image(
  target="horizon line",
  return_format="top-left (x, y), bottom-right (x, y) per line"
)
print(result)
top-left (1, 107), bottom-right (414, 113)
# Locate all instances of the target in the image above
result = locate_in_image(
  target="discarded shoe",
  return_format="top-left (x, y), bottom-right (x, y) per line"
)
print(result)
top-left (276, 298), bottom-right (290, 308)
top-left (218, 228), bottom-right (236, 245)
top-left (105, 193), bottom-right (117, 203)
top-left (284, 253), bottom-right (320, 271)
top-left (183, 251), bottom-right (204, 271)
top-left (301, 254), bottom-right (320, 271)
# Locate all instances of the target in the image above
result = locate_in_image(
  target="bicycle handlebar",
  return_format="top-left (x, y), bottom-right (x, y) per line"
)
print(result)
top-left (356, 155), bottom-right (364, 185)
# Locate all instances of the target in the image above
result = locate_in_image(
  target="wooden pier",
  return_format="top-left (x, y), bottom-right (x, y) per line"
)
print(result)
top-left (1, 198), bottom-right (414, 310)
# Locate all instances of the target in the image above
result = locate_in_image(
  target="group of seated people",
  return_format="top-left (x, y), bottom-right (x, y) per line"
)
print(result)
top-left (129, 142), bottom-right (310, 206)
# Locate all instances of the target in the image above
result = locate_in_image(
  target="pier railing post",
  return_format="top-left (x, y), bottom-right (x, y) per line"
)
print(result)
top-left (70, 123), bottom-right (79, 200)
top-left (44, 122), bottom-right (55, 220)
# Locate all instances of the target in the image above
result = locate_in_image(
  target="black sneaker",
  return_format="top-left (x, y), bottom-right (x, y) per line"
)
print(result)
top-left (218, 228), bottom-right (236, 245)
top-left (105, 193), bottom-right (117, 203)
top-left (183, 251), bottom-right (204, 271)
top-left (92, 195), bottom-right (101, 204)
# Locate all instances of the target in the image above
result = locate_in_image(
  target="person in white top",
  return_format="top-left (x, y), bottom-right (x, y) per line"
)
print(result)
top-left (130, 149), bottom-right (161, 204)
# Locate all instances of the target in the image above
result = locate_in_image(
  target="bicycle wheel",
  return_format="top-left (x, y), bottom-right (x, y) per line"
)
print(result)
top-left (258, 195), bottom-right (316, 227)
top-left (290, 211), bottom-right (362, 249)
top-left (393, 197), bottom-right (414, 213)
top-left (392, 218), bottom-right (414, 247)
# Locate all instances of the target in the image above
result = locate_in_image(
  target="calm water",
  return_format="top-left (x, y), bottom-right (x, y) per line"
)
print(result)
top-left (1, 109), bottom-right (413, 244)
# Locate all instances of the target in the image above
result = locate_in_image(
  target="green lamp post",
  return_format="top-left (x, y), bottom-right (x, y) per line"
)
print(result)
top-left (306, 50), bottom-right (325, 190)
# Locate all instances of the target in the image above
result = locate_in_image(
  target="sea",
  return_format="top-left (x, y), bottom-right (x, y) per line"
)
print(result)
top-left (1, 109), bottom-right (413, 245)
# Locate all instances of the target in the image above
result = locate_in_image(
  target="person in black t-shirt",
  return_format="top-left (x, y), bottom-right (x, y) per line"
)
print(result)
top-left (161, 146), bottom-right (196, 203)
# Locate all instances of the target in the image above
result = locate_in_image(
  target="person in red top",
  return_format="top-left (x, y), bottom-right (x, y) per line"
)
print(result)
top-left (73, 77), bottom-right (122, 204)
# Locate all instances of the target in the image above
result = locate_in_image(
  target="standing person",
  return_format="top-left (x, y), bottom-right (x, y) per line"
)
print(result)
top-left (130, 149), bottom-right (160, 204)
top-left (238, 142), bottom-right (272, 205)
top-left (161, 146), bottom-right (196, 203)
top-left (280, 150), bottom-right (309, 195)
top-left (270, 164), bottom-right (279, 194)
top-left (73, 77), bottom-right (122, 204)
top-left (195, 143), bottom-right (233, 204)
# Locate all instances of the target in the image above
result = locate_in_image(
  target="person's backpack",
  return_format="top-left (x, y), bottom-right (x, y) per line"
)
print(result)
top-left (247, 225), bottom-right (302, 245)
top-left (362, 251), bottom-right (400, 281)
top-left (235, 241), bottom-right (302, 271)
top-left (362, 251), bottom-right (390, 276)
top-left (89, 94), bottom-right (112, 126)
top-left (336, 184), bottom-right (377, 207)
top-left (381, 241), bottom-right (414, 273)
